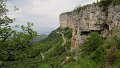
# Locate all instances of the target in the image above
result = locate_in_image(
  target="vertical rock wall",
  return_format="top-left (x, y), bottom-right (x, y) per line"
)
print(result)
top-left (59, 4), bottom-right (120, 51)
top-left (59, 12), bottom-right (74, 29)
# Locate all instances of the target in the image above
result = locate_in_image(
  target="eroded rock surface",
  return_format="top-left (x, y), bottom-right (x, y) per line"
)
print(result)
top-left (59, 4), bottom-right (120, 51)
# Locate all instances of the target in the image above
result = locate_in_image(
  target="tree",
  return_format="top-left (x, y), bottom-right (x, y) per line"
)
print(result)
top-left (12, 22), bottom-right (37, 49)
top-left (0, 0), bottom-right (13, 42)
top-left (0, 0), bottom-right (14, 60)
top-left (0, 0), bottom-right (37, 61)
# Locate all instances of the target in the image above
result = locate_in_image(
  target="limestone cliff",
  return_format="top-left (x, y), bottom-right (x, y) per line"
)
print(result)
top-left (59, 3), bottom-right (120, 51)
top-left (59, 12), bottom-right (74, 29)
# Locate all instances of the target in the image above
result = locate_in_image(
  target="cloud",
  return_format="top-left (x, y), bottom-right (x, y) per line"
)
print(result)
top-left (7, 0), bottom-right (96, 29)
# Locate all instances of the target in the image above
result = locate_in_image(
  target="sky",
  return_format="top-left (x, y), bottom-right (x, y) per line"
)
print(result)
top-left (6, 0), bottom-right (96, 34)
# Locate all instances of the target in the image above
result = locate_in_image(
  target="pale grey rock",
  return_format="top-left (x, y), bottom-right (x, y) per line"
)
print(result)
top-left (59, 4), bottom-right (120, 51)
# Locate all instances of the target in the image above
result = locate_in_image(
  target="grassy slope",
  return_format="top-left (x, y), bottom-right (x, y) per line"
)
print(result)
top-left (1, 28), bottom-right (120, 68)
top-left (32, 34), bottom-right (48, 43)
top-left (1, 28), bottom-right (72, 68)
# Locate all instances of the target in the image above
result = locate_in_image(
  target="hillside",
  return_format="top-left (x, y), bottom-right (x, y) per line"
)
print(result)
top-left (0, 28), bottom-right (73, 68)
top-left (32, 35), bottom-right (48, 43)
top-left (0, 0), bottom-right (120, 68)
top-left (59, 0), bottom-right (120, 68)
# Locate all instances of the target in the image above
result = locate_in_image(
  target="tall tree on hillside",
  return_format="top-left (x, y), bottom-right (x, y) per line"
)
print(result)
top-left (0, 0), bottom-right (13, 42)
top-left (0, 0), bottom-right (37, 61)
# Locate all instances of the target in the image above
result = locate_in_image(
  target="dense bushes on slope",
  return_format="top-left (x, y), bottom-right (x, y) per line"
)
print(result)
top-left (60, 30), bottom-right (120, 68)
top-left (1, 0), bottom-right (120, 68)
top-left (82, 32), bottom-right (103, 56)
top-left (0, 27), bottom-right (72, 68)
top-left (2, 28), bottom-right (120, 68)
top-left (79, 29), bottom-right (120, 68)
top-left (63, 58), bottom-right (96, 68)
top-left (4, 28), bottom-right (120, 68)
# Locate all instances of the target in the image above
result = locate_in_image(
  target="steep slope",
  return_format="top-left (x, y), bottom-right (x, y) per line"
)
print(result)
top-left (1, 0), bottom-right (120, 68)
top-left (59, 0), bottom-right (120, 68)
top-left (1, 28), bottom-right (72, 68)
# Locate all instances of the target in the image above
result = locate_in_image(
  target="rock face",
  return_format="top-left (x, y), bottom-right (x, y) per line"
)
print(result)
top-left (59, 12), bottom-right (74, 29)
top-left (59, 4), bottom-right (120, 51)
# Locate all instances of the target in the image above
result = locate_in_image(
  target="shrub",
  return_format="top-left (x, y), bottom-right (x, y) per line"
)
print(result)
top-left (82, 32), bottom-right (103, 55)
top-left (112, 0), bottom-right (120, 5)
top-left (63, 58), bottom-right (96, 68)
top-left (99, 0), bottom-right (112, 11)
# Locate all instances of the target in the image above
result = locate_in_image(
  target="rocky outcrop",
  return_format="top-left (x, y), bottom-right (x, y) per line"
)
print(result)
top-left (59, 12), bottom-right (74, 29)
top-left (59, 4), bottom-right (120, 51)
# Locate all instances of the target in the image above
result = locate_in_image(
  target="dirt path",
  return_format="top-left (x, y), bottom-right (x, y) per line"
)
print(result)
top-left (57, 32), bottom-right (66, 46)
top-left (61, 33), bottom-right (66, 46)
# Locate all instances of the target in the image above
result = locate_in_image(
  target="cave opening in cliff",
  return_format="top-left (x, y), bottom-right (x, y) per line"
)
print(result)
top-left (80, 31), bottom-right (90, 35)
top-left (90, 30), bottom-right (102, 34)
top-left (103, 24), bottom-right (109, 29)
top-left (102, 24), bottom-right (109, 36)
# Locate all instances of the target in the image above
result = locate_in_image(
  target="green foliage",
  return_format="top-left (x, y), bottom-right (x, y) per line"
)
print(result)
top-left (98, 0), bottom-right (112, 11)
top-left (0, 0), bottom-right (8, 16)
top-left (80, 32), bottom-right (105, 67)
top-left (2, 58), bottom-right (42, 68)
top-left (73, 4), bottom-right (91, 14)
top-left (0, 0), bottom-right (37, 61)
top-left (111, 36), bottom-right (120, 49)
top-left (107, 30), bottom-right (120, 68)
top-left (21, 22), bottom-right (37, 40)
top-left (0, 4), bottom-right (13, 42)
top-left (82, 32), bottom-right (103, 55)
top-left (112, 49), bottom-right (120, 68)
top-left (32, 35), bottom-right (48, 43)
top-left (99, 0), bottom-right (112, 7)
top-left (112, 0), bottom-right (120, 5)
top-left (73, 5), bottom-right (82, 13)
top-left (99, 0), bottom-right (120, 8)
top-left (1, 0), bottom-right (120, 67)
top-left (0, 0), bottom-right (14, 61)
top-left (0, 27), bottom-right (72, 68)
top-left (90, 46), bottom-right (105, 67)
top-left (63, 27), bottom-right (72, 39)
top-left (63, 58), bottom-right (96, 68)
top-left (35, 28), bottom-right (72, 67)
top-left (38, 63), bottom-right (51, 68)
top-left (45, 45), bottom-right (65, 58)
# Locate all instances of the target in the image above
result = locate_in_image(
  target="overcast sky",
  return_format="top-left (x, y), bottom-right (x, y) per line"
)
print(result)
top-left (6, 0), bottom-right (96, 34)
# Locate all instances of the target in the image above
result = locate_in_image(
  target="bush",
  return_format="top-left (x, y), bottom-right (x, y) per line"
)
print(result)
top-left (90, 46), bottom-right (105, 67)
top-left (112, 49), bottom-right (120, 68)
top-left (38, 64), bottom-right (51, 68)
top-left (112, 0), bottom-right (120, 5)
top-left (63, 28), bottom-right (72, 39)
top-left (63, 58), bottom-right (96, 68)
top-left (99, 0), bottom-right (113, 11)
top-left (82, 32), bottom-right (103, 55)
